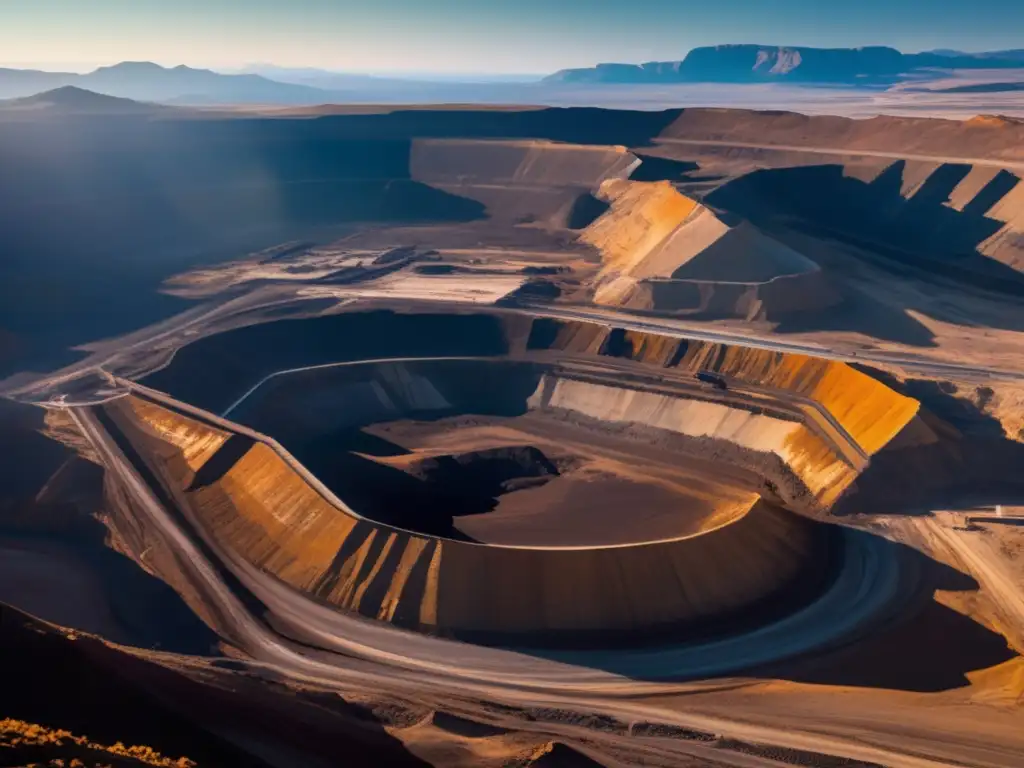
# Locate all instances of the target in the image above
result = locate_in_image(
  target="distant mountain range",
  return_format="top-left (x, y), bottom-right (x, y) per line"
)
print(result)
top-left (2, 46), bottom-right (1024, 107)
top-left (0, 61), bottom-right (548, 105)
top-left (0, 61), bottom-right (334, 104)
top-left (545, 45), bottom-right (1024, 85)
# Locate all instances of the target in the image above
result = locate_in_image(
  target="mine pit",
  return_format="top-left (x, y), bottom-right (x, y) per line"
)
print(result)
top-left (113, 310), bottom-right (927, 648)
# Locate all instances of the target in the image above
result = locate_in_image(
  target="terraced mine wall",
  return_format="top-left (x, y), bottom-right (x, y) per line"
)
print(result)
top-left (708, 161), bottom-right (1024, 283)
top-left (412, 139), bottom-right (637, 187)
top-left (107, 307), bottom-right (925, 642)
top-left (524, 319), bottom-right (920, 457)
top-left (2, 107), bottom-right (677, 277)
top-left (626, 270), bottom-right (837, 320)
top-left (105, 393), bottom-right (829, 645)
top-left (525, 373), bottom-right (855, 508)
top-left (227, 359), bottom-right (543, 443)
top-left (410, 139), bottom-right (638, 225)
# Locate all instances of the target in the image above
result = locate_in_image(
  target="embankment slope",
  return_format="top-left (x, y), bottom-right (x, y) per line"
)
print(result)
top-left (527, 373), bottom-right (854, 507)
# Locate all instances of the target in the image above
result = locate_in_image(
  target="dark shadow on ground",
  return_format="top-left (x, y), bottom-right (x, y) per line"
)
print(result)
top-left (758, 551), bottom-right (1016, 692)
top-left (630, 154), bottom-right (700, 182)
top-left (0, 401), bottom-right (218, 654)
top-left (281, 435), bottom-right (561, 540)
top-left (707, 161), bottom-right (1024, 298)
top-left (0, 605), bottom-right (431, 767)
top-left (0, 125), bottom-right (488, 379)
top-left (186, 433), bottom-right (254, 491)
top-left (531, 742), bottom-right (608, 767)
top-left (835, 372), bottom-right (1024, 515)
top-left (0, 107), bottom-right (682, 379)
top-left (598, 327), bottom-right (638, 357)
top-left (142, 311), bottom-right (515, 414)
top-left (969, 516), bottom-right (1024, 526)
top-left (305, 106), bottom-right (682, 147)
top-left (291, 449), bottom-right (482, 540)
top-left (0, 399), bottom-right (72, 502)
top-left (410, 446), bottom-right (560, 507)
top-left (563, 192), bottom-right (610, 229)
top-left (334, 428), bottom-right (411, 457)
top-left (773, 284), bottom-right (938, 347)
top-left (0, 462), bottom-right (221, 655)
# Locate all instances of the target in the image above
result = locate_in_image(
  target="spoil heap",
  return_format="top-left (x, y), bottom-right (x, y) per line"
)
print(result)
top-left (580, 180), bottom-right (838, 317)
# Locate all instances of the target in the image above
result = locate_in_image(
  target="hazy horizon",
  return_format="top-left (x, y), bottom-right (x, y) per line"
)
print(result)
top-left (0, 60), bottom-right (549, 80)
top-left (4, 0), bottom-right (1024, 75)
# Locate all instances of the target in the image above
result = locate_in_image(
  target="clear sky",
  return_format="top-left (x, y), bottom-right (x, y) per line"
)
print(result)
top-left (3, 0), bottom-right (1023, 74)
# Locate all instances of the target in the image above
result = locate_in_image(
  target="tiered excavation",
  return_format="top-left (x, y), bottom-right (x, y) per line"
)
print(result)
top-left (86, 310), bottom-right (922, 647)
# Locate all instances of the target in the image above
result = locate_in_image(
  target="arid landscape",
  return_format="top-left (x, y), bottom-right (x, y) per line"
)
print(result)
top-left (4, 53), bottom-right (1024, 767)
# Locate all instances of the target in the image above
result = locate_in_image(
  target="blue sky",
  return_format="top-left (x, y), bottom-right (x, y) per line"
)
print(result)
top-left (4, 0), bottom-right (1023, 74)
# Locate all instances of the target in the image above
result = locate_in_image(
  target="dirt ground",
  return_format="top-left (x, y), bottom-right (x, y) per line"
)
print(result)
top-left (365, 417), bottom-right (756, 546)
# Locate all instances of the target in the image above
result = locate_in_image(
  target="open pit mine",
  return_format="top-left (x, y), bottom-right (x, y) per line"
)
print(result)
top-left (98, 312), bottom-right (915, 646)
top-left (3, 106), bottom-right (1024, 767)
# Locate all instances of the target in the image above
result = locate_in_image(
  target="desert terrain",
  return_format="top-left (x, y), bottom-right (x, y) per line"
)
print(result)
top-left (3, 95), bottom-right (1024, 768)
